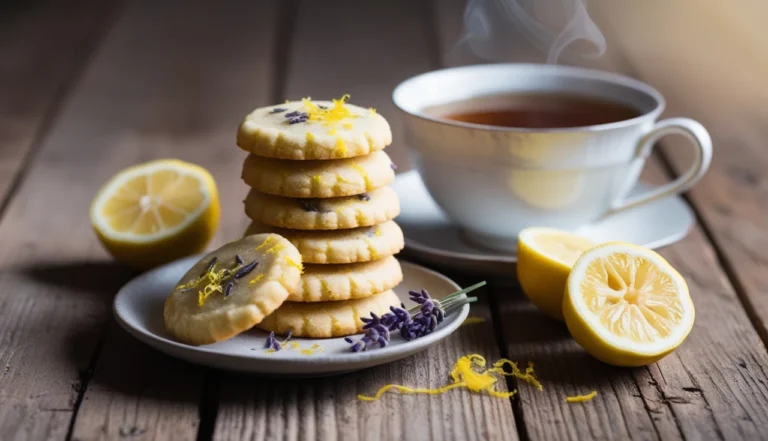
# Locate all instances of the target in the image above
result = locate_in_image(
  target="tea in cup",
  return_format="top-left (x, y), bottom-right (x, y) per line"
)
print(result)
top-left (393, 64), bottom-right (711, 251)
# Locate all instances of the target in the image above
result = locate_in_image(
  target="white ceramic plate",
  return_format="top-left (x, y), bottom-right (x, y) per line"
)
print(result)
top-left (393, 170), bottom-right (694, 276)
top-left (114, 257), bottom-right (468, 377)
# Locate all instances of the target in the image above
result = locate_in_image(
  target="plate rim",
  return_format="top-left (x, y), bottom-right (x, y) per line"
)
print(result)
top-left (113, 257), bottom-right (469, 371)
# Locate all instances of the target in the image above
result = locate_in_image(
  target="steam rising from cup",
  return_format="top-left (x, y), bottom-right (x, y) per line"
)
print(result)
top-left (456, 0), bottom-right (606, 64)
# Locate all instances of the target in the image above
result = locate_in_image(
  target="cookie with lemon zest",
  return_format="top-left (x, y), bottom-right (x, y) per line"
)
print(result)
top-left (290, 256), bottom-right (403, 302)
top-left (241, 150), bottom-right (395, 198)
top-left (257, 290), bottom-right (400, 338)
top-left (163, 233), bottom-right (302, 346)
top-left (244, 220), bottom-right (404, 264)
top-left (237, 95), bottom-right (392, 160)
top-left (244, 186), bottom-right (400, 231)
top-left (358, 354), bottom-right (542, 401)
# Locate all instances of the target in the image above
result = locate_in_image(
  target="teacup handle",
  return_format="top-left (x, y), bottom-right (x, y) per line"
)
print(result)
top-left (605, 118), bottom-right (712, 217)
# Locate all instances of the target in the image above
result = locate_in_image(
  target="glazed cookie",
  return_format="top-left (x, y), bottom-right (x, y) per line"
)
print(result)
top-left (241, 150), bottom-right (395, 198)
top-left (257, 290), bottom-right (401, 338)
top-left (245, 220), bottom-right (404, 264)
top-left (164, 234), bottom-right (302, 346)
top-left (290, 256), bottom-right (402, 302)
top-left (237, 97), bottom-right (392, 160)
top-left (244, 186), bottom-right (400, 230)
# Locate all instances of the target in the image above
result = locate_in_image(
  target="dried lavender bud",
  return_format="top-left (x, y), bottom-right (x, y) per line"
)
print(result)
top-left (318, 105), bottom-right (328, 109)
top-left (366, 227), bottom-right (375, 238)
top-left (265, 332), bottom-right (280, 350)
top-left (234, 261), bottom-right (258, 279)
top-left (271, 107), bottom-right (287, 113)
top-left (289, 116), bottom-right (308, 124)
top-left (201, 257), bottom-right (217, 276)
top-left (390, 162), bottom-right (398, 171)
top-left (298, 200), bottom-right (321, 212)
top-left (235, 254), bottom-right (244, 265)
top-left (224, 281), bottom-right (233, 297)
top-left (285, 111), bottom-right (300, 118)
top-left (265, 330), bottom-right (292, 351)
top-left (357, 193), bottom-right (370, 201)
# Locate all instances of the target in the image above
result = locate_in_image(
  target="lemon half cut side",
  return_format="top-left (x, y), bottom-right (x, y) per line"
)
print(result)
top-left (90, 159), bottom-right (220, 269)
top-left (563, 242), bottom-right (695, 367)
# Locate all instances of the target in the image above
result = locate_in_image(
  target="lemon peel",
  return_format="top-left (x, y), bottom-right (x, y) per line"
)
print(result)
top-left (358, 354), bottom-right (543, 401)
top-left (565, 391), bottom-right (597, 402)
top-left (301, 94), bottom-right (358, 125)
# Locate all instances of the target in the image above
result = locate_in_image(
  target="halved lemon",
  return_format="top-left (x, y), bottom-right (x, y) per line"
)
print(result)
top-left (90, 159), bottom-right (220, 269)
top-left (563, 243), bottom-right (694, 367)
top-left (517, 227), bottom-right (595, 320)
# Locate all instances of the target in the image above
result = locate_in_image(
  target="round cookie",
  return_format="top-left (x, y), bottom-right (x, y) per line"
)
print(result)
top-left (244, 186), bottom-right (400, 230)
top-left (237, 98), bottom-right (392, 160)
top-left (244, 220), bottom-right (405, 264)
top-left (257, 290), bottom-right (401, 338)
top-left (241, 150), bottom-right (395, 198)
top-left (164, 234), bottom-right (302, 346)
top-left (291, 256), bottom-right (402, 302)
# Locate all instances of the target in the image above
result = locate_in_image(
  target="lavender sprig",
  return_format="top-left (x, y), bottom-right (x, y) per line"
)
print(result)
top-left (345, 281), bottom-right (485, 352)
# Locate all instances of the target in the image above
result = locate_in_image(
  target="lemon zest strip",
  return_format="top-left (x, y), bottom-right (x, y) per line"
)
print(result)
top-left (358, 354), bottom-right (537, 401)
top-left (565, 391), bottom-right (597, 403)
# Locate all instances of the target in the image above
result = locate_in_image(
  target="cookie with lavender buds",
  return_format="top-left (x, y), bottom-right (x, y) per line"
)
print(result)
top-left (163, 234), bottom-right (302, 346)
top-left (237, 96), bottom-right (391, 160)
top-left (244, 186), bottom-right (399, 230)
top-left (257, 290), bottom-right (400, 338)
top-left (290, 256), bottom-right (402, 302)
top-left (241, 150), bottom-right (395, 199)
top-left (244, 220), bottom-right (404, 264)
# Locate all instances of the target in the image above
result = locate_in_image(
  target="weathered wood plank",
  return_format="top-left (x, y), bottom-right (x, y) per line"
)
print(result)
top-left (212, 1), bottom-right (518, 440)
top-left (491, 158), bottom-right (768, 440)
top-left (589, 0), bottom-right (768, 347)
top-left (0, 0), bottom-right (117, 215)
top-left (65, 1), bottom-right (281, 440)
top-left (435, 1), bottom-right (768, 439)
top-left (0, 0), bottom-right (276, 439)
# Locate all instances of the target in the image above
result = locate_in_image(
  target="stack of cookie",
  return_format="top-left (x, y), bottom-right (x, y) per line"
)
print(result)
top-left (237, 97), bottom-right (405, 339)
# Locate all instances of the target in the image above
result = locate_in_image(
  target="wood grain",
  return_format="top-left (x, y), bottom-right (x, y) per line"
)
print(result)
top-left (212, 1), bottom-right (518, 440)
top-left (64, 1), bottom-right (281, 440)
top-left (434, 1), bottom-right (768, 439)
top-left (590, 0), bottom-right (768, 347)
top-left (0, 0), bottom-right (117, 215)
top-left (0, 0), bottom-right (275, 439)
top-left (494, 158), bottom-right (768, 440)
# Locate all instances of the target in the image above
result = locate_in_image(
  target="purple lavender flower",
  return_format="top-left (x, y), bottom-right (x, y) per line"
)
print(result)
top-left (265, 332), bottom-right (280, 350)
top-left (265, 330), bottom-right (292, 351)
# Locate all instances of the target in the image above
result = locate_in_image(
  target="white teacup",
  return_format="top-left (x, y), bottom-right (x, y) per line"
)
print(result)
top-left (393, 64), bottom-right (712, 252)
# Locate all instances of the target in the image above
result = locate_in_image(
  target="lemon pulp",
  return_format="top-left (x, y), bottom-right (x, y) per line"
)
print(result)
top-left (90, 159), bottom-right (220, 269)
top-left (564, 243), bottom-right (694, 367)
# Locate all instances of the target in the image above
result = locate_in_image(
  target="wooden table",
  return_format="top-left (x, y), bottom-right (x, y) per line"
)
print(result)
top-left (2, 1), bottom-right (768, 440)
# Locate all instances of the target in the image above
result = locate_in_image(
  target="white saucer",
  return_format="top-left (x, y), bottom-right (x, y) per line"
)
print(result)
top-left (392, 170), bottom-right (695, 276)
top-left (114, 256), bottom-right (468, 377)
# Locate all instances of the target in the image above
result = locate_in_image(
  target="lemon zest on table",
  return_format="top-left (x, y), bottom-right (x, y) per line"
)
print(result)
top-left (358, 354), bottom-right (543, 401)
top-left (566, 391), bottom-right (597, 402)
top-left (461, 317), bottom-right (486, 326)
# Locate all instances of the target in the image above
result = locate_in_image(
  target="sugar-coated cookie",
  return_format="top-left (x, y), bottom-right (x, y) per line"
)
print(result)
top-left (257, 290), bottom-right (401, 338)
top-left (241, 150), bottom-right (395, 199)
top-left (237, 97), bottom-right (392, 160)
top-left (244, 186), bottom-right (399, 230)
top-left (244, 220), bottom-right (405, 264)
top-left (164, 234), bottom-right (302, 346)
top-left (290, 256), bottom-right (402, 302)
